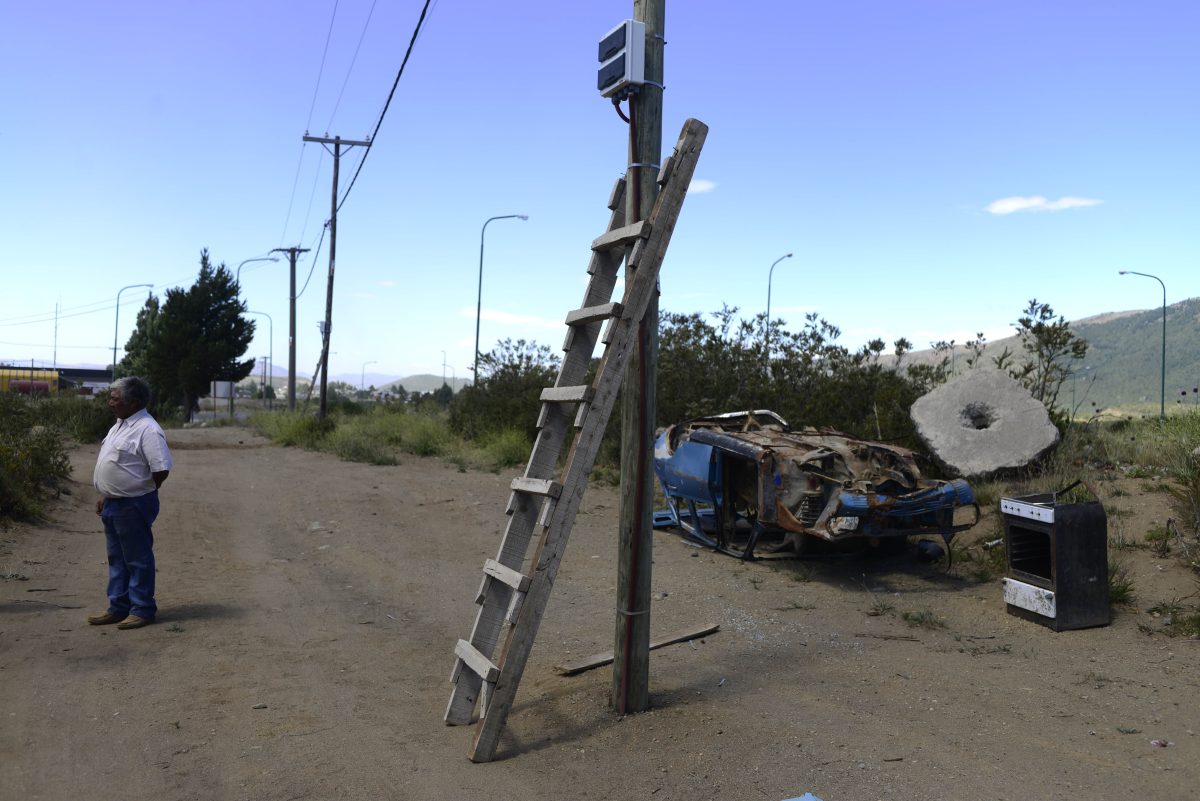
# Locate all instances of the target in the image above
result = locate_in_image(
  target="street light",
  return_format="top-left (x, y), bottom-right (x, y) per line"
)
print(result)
top-left (1119, 270), bottom-right (1167, 420)
top-left (475, 214), bottom-right (528, 381)
top-left (246, 310), bottom-right (273, 408)
top-left (236, 255), bottom-right (280, 285)
top-left (361, 360), bottom-right (377, 392)
top-left (764, 252), bottom-right (794, 360)
top-left (112, 283), bottom-right (153, 376)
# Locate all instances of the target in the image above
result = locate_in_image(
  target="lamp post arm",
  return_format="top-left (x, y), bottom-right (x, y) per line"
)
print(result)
top-left (764, 253), bottom-right (793, 361)
top-left (474, 214), bottom-right (528, 381)
top-left (112, 283), bottom-right (153, 375)
top-left (1120, 270), bottom-right (1167, 420)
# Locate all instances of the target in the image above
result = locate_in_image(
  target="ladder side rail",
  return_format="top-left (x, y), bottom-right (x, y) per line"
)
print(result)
top-left (446, 187), bottom-right (628, 726)
top-left (468, 119), bottom-right (708, 761)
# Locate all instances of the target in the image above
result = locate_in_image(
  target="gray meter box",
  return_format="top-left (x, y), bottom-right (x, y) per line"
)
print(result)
top-left (598, 19), bottom-right (645, 97)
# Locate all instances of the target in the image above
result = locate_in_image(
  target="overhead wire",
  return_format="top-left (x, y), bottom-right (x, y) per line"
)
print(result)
top-left (278, 0), bottom-right (341, 247)
top-left (295, 223), bottom-right (330, 300)
top-left (335, 0), bottom-right (434, 213)
top-left (324, 0), bottom-right (379, 132)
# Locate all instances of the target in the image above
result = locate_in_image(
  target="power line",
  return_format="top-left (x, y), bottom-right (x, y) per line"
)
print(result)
top-left (307, 0), bottom-right (341, 132)
top-left (325, 0), bottom-right (379, 132)
top-left (279, 0), bottom-right (341, 247)
top-left (336, 0), bottom-right (434, 213)
top-left (295, 223), bottom-right (329, 300)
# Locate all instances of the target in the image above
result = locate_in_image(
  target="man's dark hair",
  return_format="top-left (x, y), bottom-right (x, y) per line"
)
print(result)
top-left (112, 376), bottom-right (152, 409)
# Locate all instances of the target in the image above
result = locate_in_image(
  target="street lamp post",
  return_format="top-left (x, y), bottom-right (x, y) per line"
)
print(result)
top-left (764, 252), bottom-right (793, 361)
top-left (112, 283), bottom-right (153, 376)
top-left (475, 214), bottom-right (528, 382)
top-left (1119, 270), bottom-right (1167, 420)
top-left (236, 256), bottom-right (279, 285)
top-left (246, 310), bottom-right (273, 409)
top-left (361, 360), bottom-right (377, 393)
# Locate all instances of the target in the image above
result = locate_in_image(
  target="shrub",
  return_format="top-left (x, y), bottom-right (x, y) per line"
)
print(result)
top-left (481, 429), bottom-right (530, 468)
top-left (29, 394), bottom-right (113, 442)
top-left (0, 395), bottom-right (73, 521)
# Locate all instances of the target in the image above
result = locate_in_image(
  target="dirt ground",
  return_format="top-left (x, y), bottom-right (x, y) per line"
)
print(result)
top-left (2, 425), bottom-right (1198, 801)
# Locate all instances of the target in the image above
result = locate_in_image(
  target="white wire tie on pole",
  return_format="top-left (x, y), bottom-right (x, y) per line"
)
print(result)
top-left (616, 607), bottom-right (650, 617)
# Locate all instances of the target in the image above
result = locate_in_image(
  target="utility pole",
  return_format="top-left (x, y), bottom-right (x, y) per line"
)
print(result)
top-left (614, 0), bottom-right (664, 716)
top-left (302, 133), bottom-right (370, 419)
top-left (270, 246), bottom-right (310, 411)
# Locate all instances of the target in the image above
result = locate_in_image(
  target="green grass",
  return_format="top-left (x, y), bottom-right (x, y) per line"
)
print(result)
top-left (901, 610), bottom-right (946, 629)
top-left (1108, 558), bottom-right (1136, 607)
top-left (247, 406), bottom-right (530, 473)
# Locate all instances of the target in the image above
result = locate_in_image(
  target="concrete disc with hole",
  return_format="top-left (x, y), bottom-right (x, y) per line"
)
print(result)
top-left (910, 368), bottom-right (1060, 477)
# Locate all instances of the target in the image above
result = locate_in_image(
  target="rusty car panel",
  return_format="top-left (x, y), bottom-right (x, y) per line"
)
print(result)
top-left (653, 410), bottom-right (978, 559)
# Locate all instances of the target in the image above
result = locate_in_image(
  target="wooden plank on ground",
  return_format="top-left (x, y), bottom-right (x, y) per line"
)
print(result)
top-left (552, 623), bottom-right (720, 676)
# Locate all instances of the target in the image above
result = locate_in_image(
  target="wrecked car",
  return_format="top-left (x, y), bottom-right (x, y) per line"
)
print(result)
top-left (653, 410), bottom-right (978, 559)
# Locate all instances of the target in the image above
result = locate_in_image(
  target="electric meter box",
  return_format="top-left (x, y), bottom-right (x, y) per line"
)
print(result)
top-left (597, 19), bottom-right (645, 98)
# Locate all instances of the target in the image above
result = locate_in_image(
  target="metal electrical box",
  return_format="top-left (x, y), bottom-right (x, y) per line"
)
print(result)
top-left (1000, 493), bottom-right (1110, 631)
top-left (597, 19), bottom-right (645, 98)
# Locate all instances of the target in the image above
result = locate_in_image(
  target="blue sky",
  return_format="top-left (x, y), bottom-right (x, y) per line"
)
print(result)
top-left (2, 1), bottom-right (1196, 385)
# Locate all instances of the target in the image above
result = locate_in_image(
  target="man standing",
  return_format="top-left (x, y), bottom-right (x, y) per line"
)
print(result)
top-left (88, 376), bottom-right (173, 630)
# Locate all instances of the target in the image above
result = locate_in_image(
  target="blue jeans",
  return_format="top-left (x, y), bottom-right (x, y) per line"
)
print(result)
top-left (101, 492), bottom-right (159, 621)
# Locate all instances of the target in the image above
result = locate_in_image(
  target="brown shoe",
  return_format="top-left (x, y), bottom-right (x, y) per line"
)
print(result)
top-left (116, 615), bottom-right (153, 630)
top-left (87, 612), bottom-right (127, 626)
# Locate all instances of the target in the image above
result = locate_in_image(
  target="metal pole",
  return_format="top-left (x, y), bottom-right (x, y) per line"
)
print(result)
top-left (361, 360), bottom-right (377, 392)
top-left (247, 310), bottom-right (273, 409)
top-left (475, 214), bottom-right (528, 382)
top-left (236, 256), bottom-right (279, 286)
top-left (1120, 270), bottom-right (1167, 420)
top-left (764, 252), bottom-right (793, 361)
top-left (112, 283), bottom-right (153, 377)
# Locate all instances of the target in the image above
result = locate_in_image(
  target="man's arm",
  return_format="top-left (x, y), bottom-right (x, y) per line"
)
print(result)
top-left (152, 470), bottom-right (170, 489)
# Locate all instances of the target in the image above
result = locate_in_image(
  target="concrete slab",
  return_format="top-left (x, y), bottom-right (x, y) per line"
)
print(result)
top-left (911, 368), bottom-right (1060, 477)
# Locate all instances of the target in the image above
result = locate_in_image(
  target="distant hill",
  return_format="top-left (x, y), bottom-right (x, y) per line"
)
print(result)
top-left (886, 298), bottom-right (1200, 413)
top-left (380, 374), bottom-right (468, 394)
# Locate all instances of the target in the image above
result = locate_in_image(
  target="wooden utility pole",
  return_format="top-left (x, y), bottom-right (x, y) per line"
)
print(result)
top-left (270, 246), bottom-right (310, 411)
top-left (614, 0), bottom-right (664, 716)
top-left (301, 133), bottom-right (370, 419)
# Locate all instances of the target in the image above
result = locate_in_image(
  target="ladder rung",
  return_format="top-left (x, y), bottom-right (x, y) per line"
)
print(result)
top-left (510, 477), bottom-right (562, 498)
top-left (656, 155), bottom-right (675, 186)
top-left (591, 220), bottom-right (649, 252)
top-left (607, 177), bottom-right (626, 211)
top-left (482, 558), bottom-right (530, 592)
top-left (454, 639), bottom-right (500, 683)
top-left (540, 385), bottom-right (593, 404)
top-left (565, 302), bottom-right (623, 327)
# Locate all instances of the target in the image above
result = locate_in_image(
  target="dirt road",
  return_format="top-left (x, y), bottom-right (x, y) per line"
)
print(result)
top-left (2, 426), bottom-right (1197, 800)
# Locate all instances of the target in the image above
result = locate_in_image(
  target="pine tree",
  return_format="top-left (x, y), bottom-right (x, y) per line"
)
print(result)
top-left (121, 249), bottom-right (255, 414)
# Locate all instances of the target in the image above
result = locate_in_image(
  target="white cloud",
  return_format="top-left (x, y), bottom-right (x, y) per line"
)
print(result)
top-left (985, 195), bottom-right (1103, 215)
top-left (376, 279), bottom-right (398, 288)
top-left (687, 179), bottom-right (717, 194)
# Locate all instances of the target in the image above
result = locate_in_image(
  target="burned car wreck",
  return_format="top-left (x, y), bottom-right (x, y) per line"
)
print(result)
top-left (653, 410), bottom-right (978, 559)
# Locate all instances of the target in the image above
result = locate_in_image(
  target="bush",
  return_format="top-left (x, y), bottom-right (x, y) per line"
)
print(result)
top-left (449, 339), bottom-right (559, 442)
top-left (0, 395), bottom-right (73, 521)
top-left (28, 393), bottom-right (113, 442)
top-left (481, 429), bottom-right (531, 468)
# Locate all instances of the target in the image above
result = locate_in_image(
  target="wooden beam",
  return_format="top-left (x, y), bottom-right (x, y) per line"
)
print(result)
top-left (554, 623), bottom-right (720, 676)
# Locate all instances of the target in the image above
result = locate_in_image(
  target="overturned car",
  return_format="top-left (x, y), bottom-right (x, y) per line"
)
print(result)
top-left (653, 410), bottom-right (978, 559)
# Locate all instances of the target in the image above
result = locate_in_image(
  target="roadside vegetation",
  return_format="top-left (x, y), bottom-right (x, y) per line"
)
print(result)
top-left (10, 297), bottom-right (1200, 634)
top-left (0, 392), bottom-right (110, 521)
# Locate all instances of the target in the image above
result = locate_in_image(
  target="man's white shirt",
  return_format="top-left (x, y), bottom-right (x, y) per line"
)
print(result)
top-left (93, 408), bottom-right (173, 498)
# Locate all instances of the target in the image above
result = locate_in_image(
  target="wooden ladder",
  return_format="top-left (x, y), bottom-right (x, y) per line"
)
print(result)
top-left (444, 118), bottom-right (708, 762)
